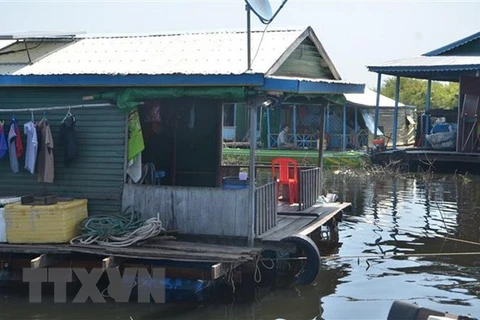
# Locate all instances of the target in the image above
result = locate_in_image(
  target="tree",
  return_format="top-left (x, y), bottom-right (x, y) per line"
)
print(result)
top-left (378, 77), bottom-right (459, 111)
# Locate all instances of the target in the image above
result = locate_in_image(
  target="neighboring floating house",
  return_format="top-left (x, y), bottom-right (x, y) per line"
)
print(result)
top-left (223, 88), bottom-right (416, 151)
top-left (0, 28), bottom-right (364, 285)
top-left (342, 88), bottom-right (416, 149)
top-left (367, 30), bottom-right (480, 172)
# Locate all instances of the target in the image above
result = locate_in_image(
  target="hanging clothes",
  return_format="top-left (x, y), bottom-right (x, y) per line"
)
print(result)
top-left (37, 118), bottom-right (54, 183)
top-left (7, 122), bottom-right (19, 173)
top-left (11, 118), bottom-right (23, 159)
top-left (24, 121), bottom-right (38, 174)
top-left (0, 121), bottom-right (7, 159)
top-left (59, 113), bottom-right (77, 165)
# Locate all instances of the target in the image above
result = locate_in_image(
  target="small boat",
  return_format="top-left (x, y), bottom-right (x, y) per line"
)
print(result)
top-left (387, 300), bottom-right (478, 320)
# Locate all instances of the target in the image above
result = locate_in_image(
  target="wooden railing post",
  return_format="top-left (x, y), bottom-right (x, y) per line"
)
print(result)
top-left (299, 167), bottom-right (323, 210)
top-left (254, 181), bottom-right (278, 236)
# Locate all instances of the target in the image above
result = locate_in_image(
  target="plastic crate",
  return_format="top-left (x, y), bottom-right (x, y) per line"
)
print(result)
top-left (4, 199), bottom-right (88, 243)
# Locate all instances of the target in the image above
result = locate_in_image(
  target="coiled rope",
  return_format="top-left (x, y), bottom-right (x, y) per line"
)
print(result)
top-left (70, 207), bottom-right (165, 247)
top-left (253, 255), bottom-right (275, 283)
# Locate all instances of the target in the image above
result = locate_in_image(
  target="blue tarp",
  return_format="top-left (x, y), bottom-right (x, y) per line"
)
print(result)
top-left (361, 109), bottom-right (384, 136)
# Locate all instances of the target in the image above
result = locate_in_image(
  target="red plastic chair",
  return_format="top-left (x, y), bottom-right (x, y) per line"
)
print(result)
top-left (271, 158), bottom-right (299, 204)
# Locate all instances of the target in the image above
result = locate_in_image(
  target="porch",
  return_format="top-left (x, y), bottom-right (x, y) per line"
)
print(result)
top-left (122, 166), bottom-right (349, 245)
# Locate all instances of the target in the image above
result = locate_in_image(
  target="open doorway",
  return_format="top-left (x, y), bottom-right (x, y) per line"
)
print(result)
top-left (138, 98), bottom-right (222, 187)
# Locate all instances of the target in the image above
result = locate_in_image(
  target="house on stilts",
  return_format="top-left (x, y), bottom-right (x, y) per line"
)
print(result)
top-left (0, 27), bottom-right (364, 288)
top-left (367, 30), bottom-right (480, 173)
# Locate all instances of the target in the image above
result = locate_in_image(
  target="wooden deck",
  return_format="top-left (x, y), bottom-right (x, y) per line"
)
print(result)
top-left (376, 148), bottom-right (480, 173)
top-left (257, 201), bottom-right (351, 243)
top-left (0, 237), bottom-right (261, 264)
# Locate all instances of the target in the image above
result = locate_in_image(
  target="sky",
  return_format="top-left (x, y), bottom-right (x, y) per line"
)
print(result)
top-left (0, 0), bottom-right (479, 88)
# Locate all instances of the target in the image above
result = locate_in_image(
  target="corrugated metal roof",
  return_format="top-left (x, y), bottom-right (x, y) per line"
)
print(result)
top-left (367, 55), bottom-right (480, 72)
top-left (424, 31), bottom-right (480, 56)
top-left (345, 88), bottom-right (405, 108)
top-left (0, 40), bottom-right (15, 50)
top-left (0, 41), bottom-right (74, 65)
top-left (267, 75), bottom-right (362, 85)
top-left (2, 29), bottom-right (305, 76)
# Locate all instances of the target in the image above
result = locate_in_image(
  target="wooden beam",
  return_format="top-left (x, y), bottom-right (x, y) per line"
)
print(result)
top-left (211, 262), bottom-right (243, 280)
top-left (298, 203), bottom-right (350, 237)
top-left (102, 256), bottom-right (117, 270)
top-left (31, 254), bottom-right (69, 269)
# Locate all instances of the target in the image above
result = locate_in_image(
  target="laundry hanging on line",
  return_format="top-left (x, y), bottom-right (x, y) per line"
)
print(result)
top-left (7, 121), bottom-right (19, 173)
top-left (0, 121), bottom-right (7, 159)
top-left (59, 110), bottom-right (77, 166)
top-left (24, 120), bottom-right (38, 174)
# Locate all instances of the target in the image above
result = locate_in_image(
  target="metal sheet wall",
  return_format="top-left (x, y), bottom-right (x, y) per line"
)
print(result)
top-left (0, 87), bottom-right (126, 215)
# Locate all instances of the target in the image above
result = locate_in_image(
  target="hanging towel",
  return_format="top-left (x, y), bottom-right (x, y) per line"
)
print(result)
top-left (126, 153), bottom-right (143, 183)
top-left (7, 123), bottom-right (19, 173)
top-left (24, 121), bottom-right (38, 174)
top-left (0, 122), bottom-right (7, 159)
top-left (37, 118), bottom-right (54, 183)
top-left (127, 109), bottom-right (145, 161)
top-left (126, 109), bottom-right (145, 183)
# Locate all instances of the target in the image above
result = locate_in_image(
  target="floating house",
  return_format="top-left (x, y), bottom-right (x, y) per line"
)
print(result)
top-left (367, 30), bottom-right (480, 172)
top-left (222, 87), bottom-right (416, 151)
top-left (0, 27), bottom-right (364, 285)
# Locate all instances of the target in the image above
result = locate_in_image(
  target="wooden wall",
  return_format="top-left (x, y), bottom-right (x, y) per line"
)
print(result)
top-left (122, 184), bottom-right (249, 237)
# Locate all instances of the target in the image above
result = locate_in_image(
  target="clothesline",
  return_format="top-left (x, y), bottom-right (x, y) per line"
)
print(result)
top-left (0, 103), bottom-right (115, 113)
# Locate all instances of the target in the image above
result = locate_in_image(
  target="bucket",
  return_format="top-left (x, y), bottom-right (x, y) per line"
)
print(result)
top-left (222, 176), bottom-right (249, 190)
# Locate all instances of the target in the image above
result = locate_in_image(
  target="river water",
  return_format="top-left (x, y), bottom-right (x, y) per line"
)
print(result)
top-left (1, 172), bottom-right (479, 320)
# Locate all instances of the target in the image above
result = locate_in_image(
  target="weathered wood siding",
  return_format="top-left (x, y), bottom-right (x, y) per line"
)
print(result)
top-left (122, 184), bottom-right (249, 237)
top-left (273, 38), bottom-right (335, 79)
top-left (0, 87), bottom-right (126, 215)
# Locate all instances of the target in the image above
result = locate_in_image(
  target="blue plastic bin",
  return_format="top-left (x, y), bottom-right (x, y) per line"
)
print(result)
top-left (222, 177), bottom-right (249, 190)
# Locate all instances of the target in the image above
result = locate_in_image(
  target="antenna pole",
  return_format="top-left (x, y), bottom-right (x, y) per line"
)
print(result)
top-left (246, 4), bottom-right (252, 71)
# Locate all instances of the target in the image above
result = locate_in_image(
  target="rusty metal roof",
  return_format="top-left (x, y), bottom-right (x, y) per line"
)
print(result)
top-left (0, 29), bottom-right (306, 76)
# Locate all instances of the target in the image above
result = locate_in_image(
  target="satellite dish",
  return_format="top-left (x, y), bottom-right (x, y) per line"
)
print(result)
top-left (244, 0), bottom-right (289, 70)
top-left (245, 0), bottom-right (273, 23)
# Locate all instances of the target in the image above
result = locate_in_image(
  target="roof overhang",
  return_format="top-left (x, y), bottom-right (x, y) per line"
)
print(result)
top-left (367, 65), bottom-right (480, 82)
top-left (367, 56), bottom-right (480, 82)
top-left (0, 73), bottom-right (364, 95)
top-left (259, 76), bottom-right (365, 94)
top-left (0, 73), bottom-right (265, 87)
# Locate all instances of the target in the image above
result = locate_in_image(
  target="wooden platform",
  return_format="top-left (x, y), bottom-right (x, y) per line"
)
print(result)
top-left (0, 237), bottom-right (261, 264)
top-left (376, 148), bottom-right (480, 173)
top-left (257, 202), bottom-right (351, 243)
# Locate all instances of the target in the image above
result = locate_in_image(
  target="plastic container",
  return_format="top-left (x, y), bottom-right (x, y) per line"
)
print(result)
top-left (222, 176), bottom-right (249, 190)
top-left (4, 199), bottom-right (88, 243)
top-left (155, 170), bottom-right (166, 185)
top-left (0, 197), bottom-right (21, 243)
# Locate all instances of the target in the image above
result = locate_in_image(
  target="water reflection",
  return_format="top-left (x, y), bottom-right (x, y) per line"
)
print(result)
top-left (1, 173), bottom-right (479, 319)
top-left (322, 172), bottom-right (480, 319)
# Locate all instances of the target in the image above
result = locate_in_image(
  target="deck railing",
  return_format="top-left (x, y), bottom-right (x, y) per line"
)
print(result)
top-left (255, 181), bottom-right (278, 236)
top-left (299, 167), bottom-right (322, 210)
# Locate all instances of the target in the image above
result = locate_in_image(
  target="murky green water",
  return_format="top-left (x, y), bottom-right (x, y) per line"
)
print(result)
top-left (1, 172), bottom-right (479, 320)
